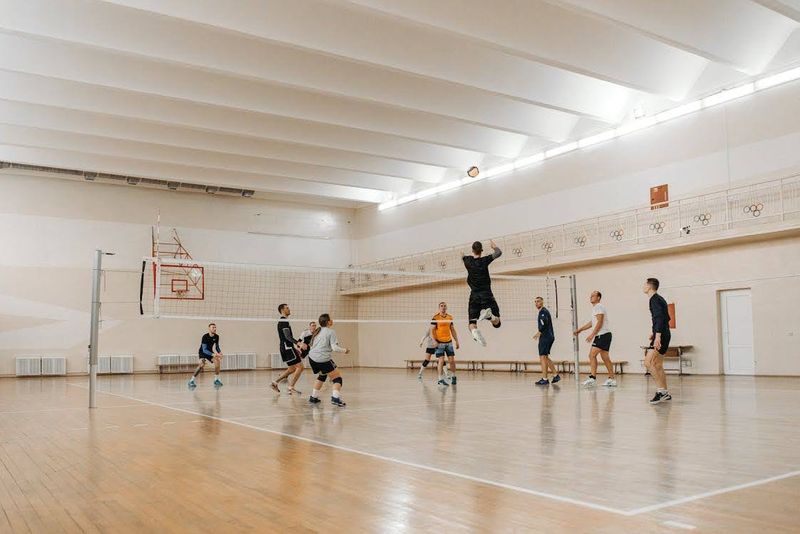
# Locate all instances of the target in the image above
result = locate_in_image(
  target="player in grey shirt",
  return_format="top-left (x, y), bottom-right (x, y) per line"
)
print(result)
top-left (307, 313), bottom-right (350, 407)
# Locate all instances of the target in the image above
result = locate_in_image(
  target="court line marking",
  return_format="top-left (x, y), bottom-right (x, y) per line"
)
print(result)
top-left (627, 469), bottom-right (800, 515)
top-left (67, 383), bottom-right (629, 516)
top-left (0, 403), bottom-right (145, 415)
top-left (661, 520), bottom-right (696, 530)
top-left (68, 383), bottom-right (800, 517)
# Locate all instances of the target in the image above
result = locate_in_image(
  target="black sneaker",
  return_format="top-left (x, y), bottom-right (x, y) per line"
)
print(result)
top-left (450, 375), bottom-right (457, 385)
top-left (308, 396), bottom-right (321, 404)
top-left (649, 391), bottom-right (672, 404)
top-left (535, 378), bottom-right (549, 386)
top-left (551, 374), bottom-right (561, 383)
top-left (331, 397), bottom-right (346, 407)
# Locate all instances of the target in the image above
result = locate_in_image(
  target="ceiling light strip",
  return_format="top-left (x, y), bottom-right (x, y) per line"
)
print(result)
top-left (379, 65), bottom-right (800, 211)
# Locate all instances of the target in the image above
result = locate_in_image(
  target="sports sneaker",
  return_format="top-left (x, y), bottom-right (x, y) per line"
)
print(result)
top-left (270, 381), bottom-right (280, 393)
top-left (551, 374), bottom-right (561, 384)
top-left (450, 375), bottom-right (457, 385)
top-left (331, 397), bottom-right (347, 407)
top-left (437, 378), bottom-right (449, 387)
top-left (308, 396), bottom-right (321, 404)
top-left (535, 378), bottom-right (549, 386)
top-left (478, 308), bottom-right (493, 322)
top-left (213, 379), bottom-right (223, 387)
top-left (603, 378), bottom-right (617, 387)
top-left (471, 328), bottom-right (487, 347)
top-left (187, 379), bottom-right (196, 388)
top-left (582, 377), bottom-right (596, 387)
top-left (417, 372), bottom-right (423, 380)
top-left (288, 387), bottom-right (301, 395)
top-left (649, 391), bottom-right (672, 404)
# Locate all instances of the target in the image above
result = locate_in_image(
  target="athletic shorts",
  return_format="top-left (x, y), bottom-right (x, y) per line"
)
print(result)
top-left (198, 353), bottom-right (214, 363)
top-left (309, 358), bottom-right (337, 375)
top-left (592, 332), bottom-right (613, 352)
top-left (538, 336), bottom-right (555, 356)
top-left (435, 342), bottom-right (455, 357)
top-left (648, 332), bottom-right (671, 356)
top-left (468, 292), bottom-right (500, 325)
top-left (280, 346), bottom-right (301, 367)
top-left (425, 347), bottom-right (436, 355)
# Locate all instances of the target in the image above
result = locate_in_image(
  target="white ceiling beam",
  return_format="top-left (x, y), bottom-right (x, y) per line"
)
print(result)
top-left (0, 32), bottom-right (529, 158)
top-left (100, 0), bottom-right (633, 122)
top-left (0, 123), bottom-right (414, 194)
top-left (0, 145), bottom-right (391, 203)
top-left (0, 0), bottom-right (581, 140)
top-left (345, 0), bottom-right (709, 100)
top-left (0, 99), bottom-right (442, 184)
top-left (0, 70), bottom-right (479, 174)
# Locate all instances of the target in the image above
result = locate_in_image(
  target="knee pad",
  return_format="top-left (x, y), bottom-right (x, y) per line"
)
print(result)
top-left (317, 374), bottom-right (328, 383)
top-left (332, 377), bottom-right (343, 385)
top-left (492, 320), bottom-right (502, 329)
top-left (422, 360), bottom-right (430, 367)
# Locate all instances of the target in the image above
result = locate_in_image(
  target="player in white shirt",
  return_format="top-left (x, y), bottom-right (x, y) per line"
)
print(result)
top-left (573, 291), bottom-right (617, 387)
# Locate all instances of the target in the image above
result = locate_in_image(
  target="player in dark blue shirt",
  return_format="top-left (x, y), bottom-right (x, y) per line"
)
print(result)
top-left (188, 323), bottom-right (223, 388)
top-left (270, 303), bottom-right (306, 395)
top-left (644, 278), bottom-right (672, 404)
top-left (533, 296), bottom-right (560, 385)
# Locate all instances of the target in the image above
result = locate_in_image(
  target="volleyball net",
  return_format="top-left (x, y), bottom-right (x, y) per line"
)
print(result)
top-left (140, 257), bottom-right (573, 325)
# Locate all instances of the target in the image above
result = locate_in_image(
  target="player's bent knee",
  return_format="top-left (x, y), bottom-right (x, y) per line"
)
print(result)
top-left (421, 360), bottom-right (429, 367)
top-left (317, 374), bottom-right (328, 383)
top-left (332, 377), bottom-right (343, 385)
top-left (492, 320), bottom-right (501, 329)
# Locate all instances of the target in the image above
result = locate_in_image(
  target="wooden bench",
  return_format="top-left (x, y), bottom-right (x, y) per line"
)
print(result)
top-left (640, 345), bottom-right (692, 375)
top-left (559, 360), bottom-right (628, 374)
top-left (405, 359), bottom-right (562, 373)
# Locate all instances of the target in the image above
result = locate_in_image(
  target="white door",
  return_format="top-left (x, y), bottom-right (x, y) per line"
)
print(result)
top-left (720, 289), bottom-right (755, 375)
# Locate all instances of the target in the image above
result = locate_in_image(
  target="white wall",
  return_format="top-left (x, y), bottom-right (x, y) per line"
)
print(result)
top-left (353, 82), bottom-right (800, 263)
top-left (0, 174), bottom-right (358, 375)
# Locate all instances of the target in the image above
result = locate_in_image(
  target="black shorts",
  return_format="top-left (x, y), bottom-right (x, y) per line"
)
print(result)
top-left (648, 332), bottom-right (671, 355)
top-left (198, 353), bottom-right (214, 363)
top-left (468, 293), bottom-right (500, 324)
top-left (280, 346), bottom-right (301, 367)
top-left (425, 347), bottom-right (436, 355)
top-left (538, 336), bottom-right (555, 356)
top-left (592, 332), bottom-right (612, 352)
top-left (309, 358), bottom-right (337, 375)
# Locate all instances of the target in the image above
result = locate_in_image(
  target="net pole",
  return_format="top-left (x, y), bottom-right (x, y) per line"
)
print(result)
top-left (88, 249), bottom-right (102, 409)
top-left (569, 274), bottom-right (580, 382)
top-left (154, 257), bottom-right (161, 318)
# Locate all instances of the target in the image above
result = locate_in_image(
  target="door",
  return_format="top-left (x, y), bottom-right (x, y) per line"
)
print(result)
top-left (720, 289), bottom-right (755, 375)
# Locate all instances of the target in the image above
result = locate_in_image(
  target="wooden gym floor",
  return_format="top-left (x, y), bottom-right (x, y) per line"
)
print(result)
top-left (0, 369), bottom-right (798, 533)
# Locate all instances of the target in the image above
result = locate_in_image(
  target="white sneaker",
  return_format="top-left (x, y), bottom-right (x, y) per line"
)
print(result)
top-left (471, 328), bottom-right (487, 347)
top-left (417, 371), bottom-right (423, 380)
top-left (603, 378), bottom-right (617, 387)
top-left (478, 308), bottom-right (493, 322)
top-left (582, 377), bottom-right (596, 387)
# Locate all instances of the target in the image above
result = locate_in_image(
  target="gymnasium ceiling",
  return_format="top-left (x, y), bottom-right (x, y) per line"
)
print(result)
top-left (1, 0), bottom-right (799, 207)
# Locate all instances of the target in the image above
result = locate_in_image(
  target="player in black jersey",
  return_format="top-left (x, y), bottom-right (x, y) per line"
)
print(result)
top-left (644, 278), bottom-right (672, 404)
top-left (188, 323), bottom-right (223, 388)
top-left (462, 240), bottom-right (502, 346)
top-left (270, 304), bottom-right (306, 394)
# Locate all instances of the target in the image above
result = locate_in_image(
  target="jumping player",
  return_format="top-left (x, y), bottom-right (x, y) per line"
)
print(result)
top-left (533, 296), bottom-right (560, 385)
top-left (307, 313), bottom-right (350, 407)
top-left (462, 240), bottom-right (502, 346)
top-left (188, 323), bottom-right (223, 388)
top-left (644, 278), bottom-right (672, 404)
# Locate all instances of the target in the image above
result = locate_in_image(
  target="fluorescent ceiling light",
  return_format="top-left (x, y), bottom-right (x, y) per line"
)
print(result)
top-left (703, 83), bottom-right (753, 107)
top-left (545, 142), bottom-right (578, 158)
top-left (655, 100), bottom-right (702, 123)
top-left (577, 130), bottom-right (615, 149)
top-left (614, 116), bottom-right (657, 137)
top-left (755, 66), bottom-right (800, 90)
top-left (514, 152), bottom-right (545, 168)
top-left (485, 162), bottom-right (515, 179)
top-left (431, 180), bottom-right (462, 194)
